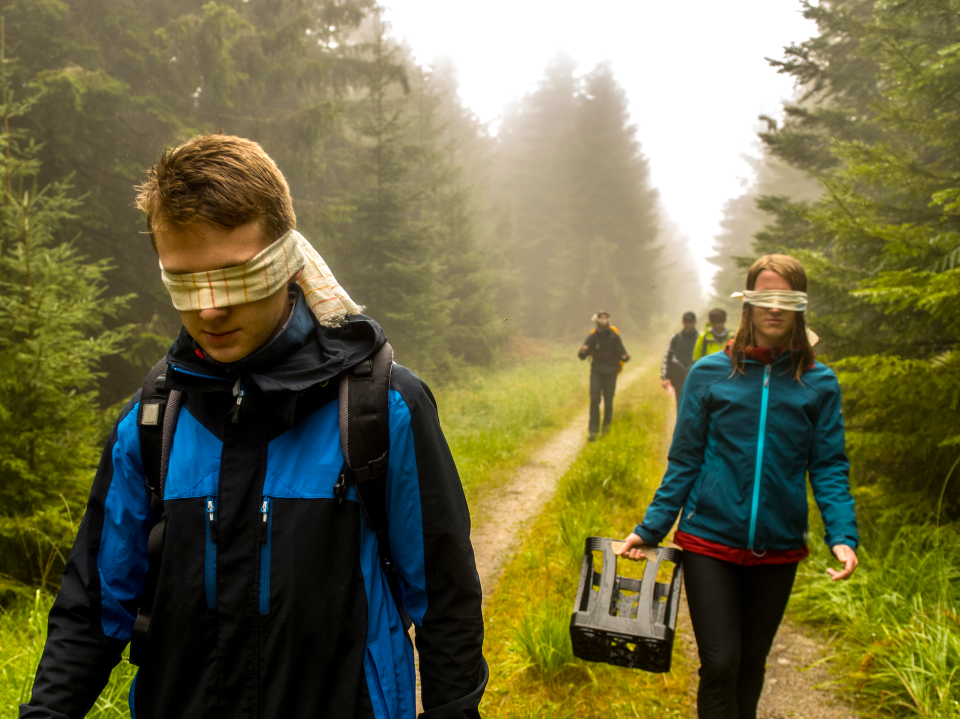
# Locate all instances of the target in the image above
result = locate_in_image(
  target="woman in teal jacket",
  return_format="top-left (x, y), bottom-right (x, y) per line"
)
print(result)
top-left (617, 254), bottom-right (858, 719)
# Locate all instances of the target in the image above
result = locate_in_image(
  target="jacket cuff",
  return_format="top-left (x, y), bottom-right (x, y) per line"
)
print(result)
top-left (827, 536), bottom-right (859, 552)
top-left (633, 525), bottom-right (659, 545)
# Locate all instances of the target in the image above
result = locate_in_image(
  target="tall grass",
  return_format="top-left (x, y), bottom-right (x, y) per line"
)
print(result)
top-left (433, 348), bottom-right (589, 504)
top-left (0, 591), bottom-right (136, 716)
top-left (482, 362), bottom-right (693, 718)
top-left (792, 503), bottom-right (960, 717)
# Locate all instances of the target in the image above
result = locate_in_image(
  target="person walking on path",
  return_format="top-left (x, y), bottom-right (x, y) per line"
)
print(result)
top-left (616, 254), bottom-right (859, 719)
top-left (692, 308), bottom-right (730, 363)
top-left (21, 134), bottom-right (487, 719)
top-left (579, 311), bottom-right (631, 440)
top-left (661, 311), bottom-right (699, 413)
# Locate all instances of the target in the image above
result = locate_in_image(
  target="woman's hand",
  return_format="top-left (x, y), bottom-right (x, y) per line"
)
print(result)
top-left (614, 533), bottom-right (657, 562)
top-left (827, 544), bottom-right (858, 581)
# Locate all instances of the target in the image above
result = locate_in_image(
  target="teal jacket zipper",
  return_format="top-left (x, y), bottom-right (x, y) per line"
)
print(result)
top-left (747, 364), bottom-right (772, 550)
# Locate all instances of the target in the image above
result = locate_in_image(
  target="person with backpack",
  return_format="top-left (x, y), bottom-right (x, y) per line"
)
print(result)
top-left (692, 308), bottom-right (730, 363)
top-left (21, 134), bottom-right (487, 719)
top-left (616, 254), bottom-right (859, 719)
top-left (578, 311), bottom-right (631, 440)
top-left (660, 311), bottom-right (699, 413)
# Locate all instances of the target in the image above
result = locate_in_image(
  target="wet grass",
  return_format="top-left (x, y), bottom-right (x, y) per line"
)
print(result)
top-left (480, 362), bottom-right (694, 718)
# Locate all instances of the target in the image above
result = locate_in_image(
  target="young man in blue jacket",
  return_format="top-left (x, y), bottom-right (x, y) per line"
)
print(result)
top-left (21, 134), bottom-right (487, 719)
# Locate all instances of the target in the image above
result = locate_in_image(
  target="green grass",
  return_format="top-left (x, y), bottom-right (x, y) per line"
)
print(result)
top-left (791, 496), bottom-right (960, 717)
top-left (0, 591), bottom-right (137, 716)
top-left (481, 362), bottom-right (694, 718)
top-left (1, 342), bottom-right (591, 715)
top-left (433, 347), bottom-right (589, 509)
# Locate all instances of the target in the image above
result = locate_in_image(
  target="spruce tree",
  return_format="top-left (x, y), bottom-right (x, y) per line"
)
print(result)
top-left (0, 34), bottom-right (132, 586)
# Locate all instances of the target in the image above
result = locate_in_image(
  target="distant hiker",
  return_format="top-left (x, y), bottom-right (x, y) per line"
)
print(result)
top-left (660, 311), bottom-right (698, 413)
top-left (579, 311), bottom-right (631, 440)
top-left (21, 135), bottom-right (487, 719)
top-left (692, 307), bottom-right (730, 363)
top-left (617, 254), bottom-right (859, 719)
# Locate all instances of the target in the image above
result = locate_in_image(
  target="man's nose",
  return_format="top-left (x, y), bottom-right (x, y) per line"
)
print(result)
top-left (198, 307), bottom-right (230, 322)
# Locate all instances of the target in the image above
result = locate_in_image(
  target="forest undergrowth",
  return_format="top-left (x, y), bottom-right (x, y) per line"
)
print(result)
top-left (0, 345), bottom-right (589, 716)
top-left (791, 493), bottom-right (960, 718)
top-left (479, 363), bottom-right (694, 719)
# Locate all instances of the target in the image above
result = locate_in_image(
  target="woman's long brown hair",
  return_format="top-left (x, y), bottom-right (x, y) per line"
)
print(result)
top-left (730, 254), bottom-right (815, 380)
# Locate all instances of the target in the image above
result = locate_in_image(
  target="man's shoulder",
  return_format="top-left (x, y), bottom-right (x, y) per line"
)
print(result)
top-left (389, 363), bottom-right (438, 415)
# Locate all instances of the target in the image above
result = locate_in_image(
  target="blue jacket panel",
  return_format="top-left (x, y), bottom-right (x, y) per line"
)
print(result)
top-left (635, 350), bottom-right (858, 553)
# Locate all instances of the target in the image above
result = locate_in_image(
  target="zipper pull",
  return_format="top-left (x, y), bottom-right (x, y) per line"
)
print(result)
top-left (207, 498), bottom-right (218, 543)
top-left (764, 364), bottom-right (771, 387)
top-left (259, 498), bottom-right (269, 543)
top-left (231, 377), bottom-right (245, 424)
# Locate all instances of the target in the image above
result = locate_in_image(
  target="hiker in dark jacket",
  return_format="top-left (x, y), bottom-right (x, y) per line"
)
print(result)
top-left (21, 135), bottom-right (486, 719)
top-left (661, 311), bottom-right (699, 414)
top-left (579, 311), bottom-right (631, 440)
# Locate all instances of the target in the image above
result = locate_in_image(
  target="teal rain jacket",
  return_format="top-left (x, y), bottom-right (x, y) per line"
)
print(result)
top-left (635, 350), bottom-right (859, 553)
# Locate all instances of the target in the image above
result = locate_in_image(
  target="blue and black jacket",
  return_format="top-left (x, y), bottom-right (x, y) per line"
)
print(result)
top-left (636, 350), bottom-right (859, 552)
top-left (22, 287), bottom-right (487, 719)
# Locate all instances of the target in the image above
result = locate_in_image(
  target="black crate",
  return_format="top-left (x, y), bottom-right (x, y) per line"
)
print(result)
top-left (569, 536), bottom-right (683, 673)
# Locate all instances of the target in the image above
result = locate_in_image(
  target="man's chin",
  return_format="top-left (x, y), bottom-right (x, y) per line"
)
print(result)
top-left (197, 341), bottom-right (253, 364)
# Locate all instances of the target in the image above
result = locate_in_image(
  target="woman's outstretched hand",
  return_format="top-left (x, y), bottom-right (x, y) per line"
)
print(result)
top-left (614, 533), bottom-right (657, 562)
top-left (827, 544), bottom-right (858, 581)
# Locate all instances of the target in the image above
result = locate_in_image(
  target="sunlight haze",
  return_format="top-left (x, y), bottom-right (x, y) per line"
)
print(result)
top-left (383, 0), bottom-right (818, 293)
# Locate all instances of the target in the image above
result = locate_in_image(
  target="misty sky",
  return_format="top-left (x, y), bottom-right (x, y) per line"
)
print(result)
top-left (382, 0), bottom-right (817, 293)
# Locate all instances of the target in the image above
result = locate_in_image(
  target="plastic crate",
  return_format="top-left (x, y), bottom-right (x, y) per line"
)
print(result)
top-left (569, 536), bottom-right (683, 673)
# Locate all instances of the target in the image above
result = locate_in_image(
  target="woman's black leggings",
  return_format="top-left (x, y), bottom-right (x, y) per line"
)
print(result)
top-left (683, 552), bottom-right (798, 719)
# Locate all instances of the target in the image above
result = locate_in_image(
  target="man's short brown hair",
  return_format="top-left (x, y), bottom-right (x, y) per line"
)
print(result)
top-left (136, 134), bottom-right (296, 248)
top-left (708, 307), bottom-right (727, 324)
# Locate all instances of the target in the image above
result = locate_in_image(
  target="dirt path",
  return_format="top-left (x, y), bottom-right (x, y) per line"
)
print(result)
top-left (470, 363), bottom-right (647, 601)
top-left (661, 395), bottom-right (857, 719)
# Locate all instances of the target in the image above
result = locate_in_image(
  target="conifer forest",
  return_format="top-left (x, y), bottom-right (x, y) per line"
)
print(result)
top-left (1, 1), bottom-right (960, 717)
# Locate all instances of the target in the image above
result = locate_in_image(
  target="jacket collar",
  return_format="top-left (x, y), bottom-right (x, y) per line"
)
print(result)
top-left (164, 284), bottom-right (386, 421)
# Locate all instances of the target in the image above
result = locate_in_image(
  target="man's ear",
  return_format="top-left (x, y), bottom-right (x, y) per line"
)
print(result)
top-left (291, 268), bottom-right (304, 282)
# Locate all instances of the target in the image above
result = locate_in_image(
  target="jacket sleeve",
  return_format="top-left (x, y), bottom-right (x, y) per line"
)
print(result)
top-left (692, 333), bottom-right (706, 363)
top-left (661, 336), bottom-right (674, 380)
top-left (21, 396), bottom-right (154, 719)
top-left (386, 367), bottom-right (487, 719)
top-left (614, 332), bottom-right (628, 359)
top-left (578, 332), bottom-right (594, 360)
top-left (808, 373), bottom-right (859, 550)
top-left (635, 367), bottom-right (710, 544)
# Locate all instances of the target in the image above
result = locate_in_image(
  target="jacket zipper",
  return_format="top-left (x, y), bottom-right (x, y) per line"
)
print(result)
top-left (258, 497), bottom-right (272, 615)
top-left (231, 376), bottom-right (245, 424)
top-left (748, 364), bottom-right (772, 550)
top-left (204, 496), bottom-right (217, 609)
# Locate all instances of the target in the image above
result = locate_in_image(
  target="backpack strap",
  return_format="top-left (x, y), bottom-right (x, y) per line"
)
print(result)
top-left (131, 358), bottom-right (182, 666)
top-left (334, 343), bottom-right (412, 629)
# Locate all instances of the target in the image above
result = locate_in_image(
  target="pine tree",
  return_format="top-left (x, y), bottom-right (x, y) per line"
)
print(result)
top-left (327, 13), bottom-right (453, 377)
top-left (0, 30), bottom-right (132, 586)
top-left (562, 62), bottom-right (660, 333)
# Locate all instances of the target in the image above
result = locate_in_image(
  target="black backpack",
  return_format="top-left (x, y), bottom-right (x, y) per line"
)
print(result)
top-left (130, 342), bottom-right (408, 666)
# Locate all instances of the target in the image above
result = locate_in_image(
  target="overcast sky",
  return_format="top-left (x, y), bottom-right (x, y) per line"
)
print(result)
top-left (381, 0), bottom-right (817, 292)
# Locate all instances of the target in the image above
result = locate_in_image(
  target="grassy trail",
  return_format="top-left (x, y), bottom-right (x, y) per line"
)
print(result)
top-left (479, 360), bottom-right (695, 719)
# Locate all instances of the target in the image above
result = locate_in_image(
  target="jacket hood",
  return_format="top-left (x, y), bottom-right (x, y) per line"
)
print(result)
top-left (164, 284), bottom-right (386, 404)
